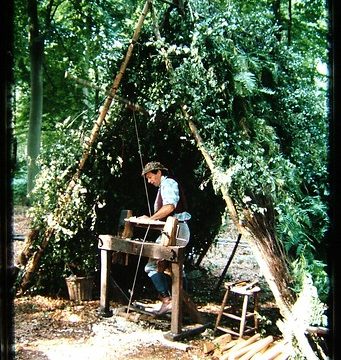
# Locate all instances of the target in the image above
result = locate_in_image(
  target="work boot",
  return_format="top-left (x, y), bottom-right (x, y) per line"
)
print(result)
top-left (156, 294), bottom-right (172, 315)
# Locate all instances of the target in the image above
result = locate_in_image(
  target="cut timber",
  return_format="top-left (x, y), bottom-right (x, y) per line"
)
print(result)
top-left (161, 216), bottom-right (178, 246)
top-left (237, 336), bottom-right (274, 360)
top-left (272, 353), bottom-right (289, 360)
top-left (224, 333), bottom-right (261, 360)
top-left (249, 344), bottom-right (269, 360)
top-left (257, 340), bottom-right (289, 360)
top-left (209, 334), bottom-right (232, 357)
top-left (203, 341), bottom-right (216, 354)
top-left (213, 333), bottom-right (233, 347)
top-left (221, 339), bottom-right (243, 353)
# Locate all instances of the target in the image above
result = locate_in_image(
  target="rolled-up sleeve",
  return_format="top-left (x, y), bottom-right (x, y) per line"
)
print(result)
top-left (160, 178), bottom-right (179, 207)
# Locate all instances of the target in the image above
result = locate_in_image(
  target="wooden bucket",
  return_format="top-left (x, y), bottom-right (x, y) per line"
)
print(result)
top-left (65, 275), bottom-right (94, 301)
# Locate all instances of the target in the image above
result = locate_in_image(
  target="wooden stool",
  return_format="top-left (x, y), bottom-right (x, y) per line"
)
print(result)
top-left (214, 282), bottom-right (261, 338)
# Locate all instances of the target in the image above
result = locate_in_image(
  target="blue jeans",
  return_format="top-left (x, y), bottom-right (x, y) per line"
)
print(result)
top-left (145, 222), bottom-right (190, 295)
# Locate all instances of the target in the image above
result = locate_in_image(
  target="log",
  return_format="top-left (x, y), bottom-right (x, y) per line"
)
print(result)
top-left (272, 353), bottom-right (289, 360)
top-left (211, 334), bottom-right (232, 357)
top-left (213, 333), bottom-right (233, 347)
top-left (237, 336), bottom-right (274, 360)
top-left (220, 339), bottom-right (246, 360)
top-left (203, 341), bottom-right (216, 354)
top-left (203, 333), bottom-right (233, 354)
top-left (224, 333), bottom-right (262, 360)
top-left (249, 344), bottom-right (269, 360)
top-left (221, 339), bottom-right (241, 353)
top-left (257, 340), bottom-right (289, 360)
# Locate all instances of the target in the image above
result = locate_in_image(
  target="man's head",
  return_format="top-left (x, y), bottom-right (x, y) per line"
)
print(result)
top-left (141, 161), bottom-right (168, 187)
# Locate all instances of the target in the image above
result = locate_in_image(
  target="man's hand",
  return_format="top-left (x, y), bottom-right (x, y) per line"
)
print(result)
top-left (137, 215), bottom-right (150, 220)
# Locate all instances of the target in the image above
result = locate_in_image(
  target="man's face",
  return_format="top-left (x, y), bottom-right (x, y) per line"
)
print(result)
top-left (145, 170), bottom-right (162, 187)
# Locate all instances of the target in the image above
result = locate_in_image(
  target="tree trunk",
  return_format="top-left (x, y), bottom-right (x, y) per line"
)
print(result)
top-left (288, 0), bottom-right (292, 46)
top-left (27, 0), bottom-right (44, 197)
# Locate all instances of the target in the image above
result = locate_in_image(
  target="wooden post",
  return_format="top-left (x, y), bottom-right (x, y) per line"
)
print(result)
top-left (214, 233), bottom-right (242, 292)
top-left (161, 216), bottom-right (178, 246)
top-left (170, 260), bottom-right (183, 335)
top-left (118, 209), bottom-right (133, 238)
top-left (99, 248), bottom-right (113, 317)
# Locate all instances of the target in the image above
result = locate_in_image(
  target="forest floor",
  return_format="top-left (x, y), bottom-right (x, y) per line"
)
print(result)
top-left (11, 206), bottom-right (282, 360)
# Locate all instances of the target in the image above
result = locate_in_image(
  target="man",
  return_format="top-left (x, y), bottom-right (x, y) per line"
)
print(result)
top-left (139, 161), bottom-right (191, 315)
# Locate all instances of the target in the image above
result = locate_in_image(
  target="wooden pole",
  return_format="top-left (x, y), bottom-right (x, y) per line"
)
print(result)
top-left (180, 106), bottom-right (319, 359)
top-left (99, 249), bottom-right (112, 316)
top-left (18, 0), bottom-right (153, 293)
top-left (64, 72), bottom-right (149, 116)
top-left (214, 233), bottom-right (242, 292)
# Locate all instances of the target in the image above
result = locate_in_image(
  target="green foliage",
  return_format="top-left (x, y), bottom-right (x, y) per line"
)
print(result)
top-left (12, 177), bottom-right (27, 206)
top-left (25, 123), bottom-right (99, 292)
top-left (12, 158), bottom-right (28, 205)
top-left (290, 254), bottom-right (329, 312)
top-left (13, 0), bottom-right (330, 303)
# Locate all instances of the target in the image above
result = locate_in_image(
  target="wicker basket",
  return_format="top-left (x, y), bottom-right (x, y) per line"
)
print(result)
top-left (65, 275), bottom-right (94, 301)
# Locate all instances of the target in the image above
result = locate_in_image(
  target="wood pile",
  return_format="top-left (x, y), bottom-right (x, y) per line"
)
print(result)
top-left (203, 333), bottom-right (291, 360)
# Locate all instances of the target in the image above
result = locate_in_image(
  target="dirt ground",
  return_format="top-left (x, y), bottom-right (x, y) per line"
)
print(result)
top-left (10, 206), bottom-right (281, 360)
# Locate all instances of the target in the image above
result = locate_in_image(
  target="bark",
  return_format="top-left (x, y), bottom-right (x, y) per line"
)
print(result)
top-left (27, 0), bottom-right (44, 196)
top-left (288, 0), bottom-right (292, 46)
top-left (18, 0), bottom-right (153, 293)
top-left (17, 229), bottom-right (40, 266)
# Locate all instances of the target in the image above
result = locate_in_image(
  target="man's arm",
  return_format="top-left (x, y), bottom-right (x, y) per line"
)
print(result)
top-left (136, 204), bottom-right (175, 221)
top-left (150, 204), bottom-right (175, 220)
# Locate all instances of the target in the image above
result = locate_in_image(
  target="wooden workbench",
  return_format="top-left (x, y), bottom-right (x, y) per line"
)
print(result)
top-left (98, 216), bottom-right (186, 336)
